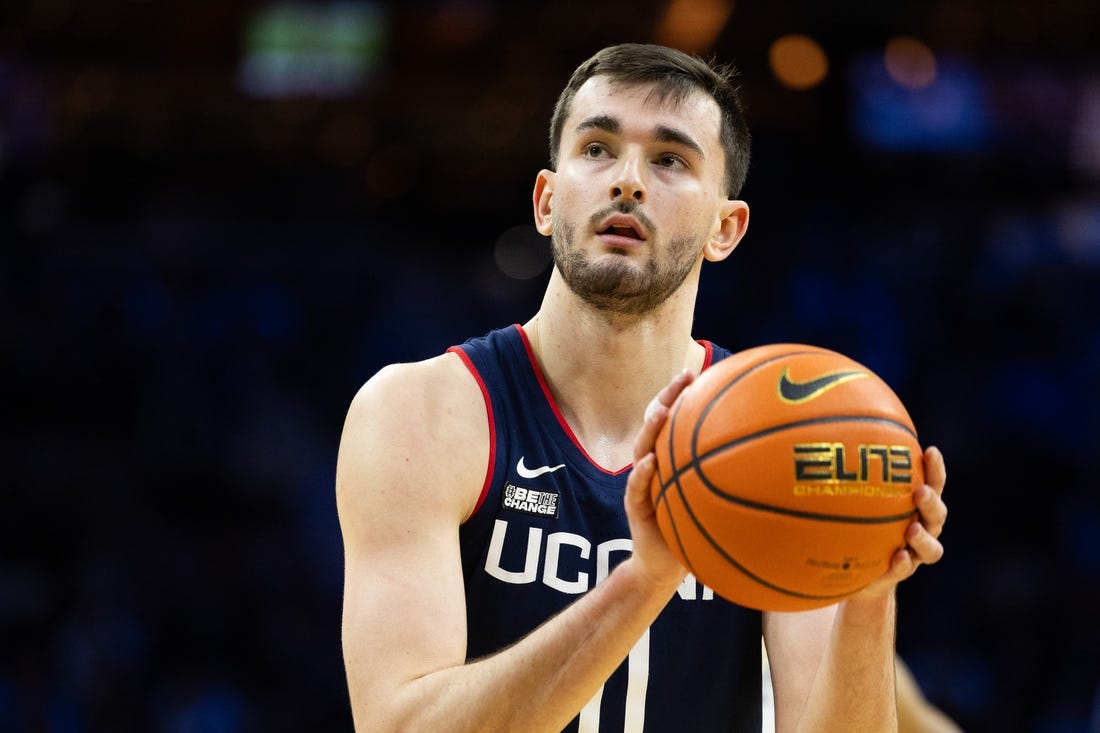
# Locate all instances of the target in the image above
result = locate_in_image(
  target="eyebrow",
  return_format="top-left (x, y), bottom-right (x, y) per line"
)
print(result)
top-left (654, 125), bottom-right (705, 160)
top-left (575, 114), bottom-right (621, 136)
top-left (574, 115), bottom-right (706, 160)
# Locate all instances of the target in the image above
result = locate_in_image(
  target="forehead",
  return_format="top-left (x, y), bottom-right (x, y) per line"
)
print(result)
top-left (564, 75), bottom-right (723, 150)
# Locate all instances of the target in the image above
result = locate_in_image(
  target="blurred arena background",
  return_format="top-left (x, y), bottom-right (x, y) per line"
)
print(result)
top-left (1, 0), bottom-right (1098, 730)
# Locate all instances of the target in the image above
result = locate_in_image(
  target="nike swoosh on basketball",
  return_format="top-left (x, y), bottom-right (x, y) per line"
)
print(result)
top-left (777, 368), bottom-right (868, 404)
top-left (516, 457), bottom-right (566, 479)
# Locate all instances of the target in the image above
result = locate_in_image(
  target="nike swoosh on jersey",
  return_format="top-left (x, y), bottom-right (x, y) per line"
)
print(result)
top-left (777, 368), bottom-right (868, 404)
top-left (516, 456), bottom-right (566, 479)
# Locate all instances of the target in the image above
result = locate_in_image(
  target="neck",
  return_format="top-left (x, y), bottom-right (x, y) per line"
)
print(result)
top-left (523, 269), bottom-right (706, 470)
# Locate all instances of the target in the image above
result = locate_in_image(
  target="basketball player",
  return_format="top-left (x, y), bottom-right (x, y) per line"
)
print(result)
top-left (336, 43), bottom-right (948, 731)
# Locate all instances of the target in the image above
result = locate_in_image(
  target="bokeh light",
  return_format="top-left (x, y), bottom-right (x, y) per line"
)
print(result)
top-left (884, 36), bottom-right (938, 90)
top-left (494, 225), bottom-right (551, 280)
top-left (655, 0), bottom-right (735, 55)
top-left (769, 34), bottom-right (829, 90)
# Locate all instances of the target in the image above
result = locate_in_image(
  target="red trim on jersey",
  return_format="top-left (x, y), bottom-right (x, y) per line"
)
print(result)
top-left (514, 324), bottom-right (631, 476)
top-left (447, 346), bottom-right (496, 523)
top-left (699, 339), bottom-right (716, 370)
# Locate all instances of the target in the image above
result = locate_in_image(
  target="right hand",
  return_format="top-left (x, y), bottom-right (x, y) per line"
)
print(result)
top-left (623, 369), bottom-right (696, 593)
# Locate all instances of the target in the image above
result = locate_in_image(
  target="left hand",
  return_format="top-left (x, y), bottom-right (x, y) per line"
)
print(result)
top-left (856, 445), bottom-right (947, 598)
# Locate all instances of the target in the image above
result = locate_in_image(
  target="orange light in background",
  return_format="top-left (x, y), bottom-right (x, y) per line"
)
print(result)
top-left (769, 34), bottom-right (828, 91)
top-left (884, 36), bottom-right (937, 90)
top-left (655, 0), bottom-right (735, 55)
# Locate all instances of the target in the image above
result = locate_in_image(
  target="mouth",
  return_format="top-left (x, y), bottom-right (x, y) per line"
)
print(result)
top-left (596, 216), bottom-right (646, 243)
top-left (599, 224), bottom-right (643, 240)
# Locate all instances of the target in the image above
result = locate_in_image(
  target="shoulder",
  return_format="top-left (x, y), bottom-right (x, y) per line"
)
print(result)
top-left (337, 352), bottom-right (490, 528)
top-left (351, 352), bottom-right (483, 424)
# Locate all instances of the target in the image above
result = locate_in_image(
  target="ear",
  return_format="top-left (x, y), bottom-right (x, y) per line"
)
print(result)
top-left (533, 169), bottom-right (555, 236)
top-left (703, 199), bottom-right (750, 262)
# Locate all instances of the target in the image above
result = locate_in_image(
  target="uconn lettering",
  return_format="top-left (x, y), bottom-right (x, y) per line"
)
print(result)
top-left (483, 518), bottom-right (714, 600)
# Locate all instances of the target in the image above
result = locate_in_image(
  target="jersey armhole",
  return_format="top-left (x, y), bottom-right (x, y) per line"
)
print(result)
top-left (446, 346), bottom-right (496, 524)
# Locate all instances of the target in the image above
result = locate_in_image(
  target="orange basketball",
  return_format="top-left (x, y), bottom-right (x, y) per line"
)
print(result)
top-left (651, 344), bottom-right (923, 612)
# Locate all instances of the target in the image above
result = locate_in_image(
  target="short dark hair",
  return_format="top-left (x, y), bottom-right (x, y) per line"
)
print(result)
top-left (548, 43), bottom-right (751, 198)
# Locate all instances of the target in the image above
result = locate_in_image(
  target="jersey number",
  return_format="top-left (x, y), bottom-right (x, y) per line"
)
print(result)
top-left (578, 629), bottom-right (650, 733)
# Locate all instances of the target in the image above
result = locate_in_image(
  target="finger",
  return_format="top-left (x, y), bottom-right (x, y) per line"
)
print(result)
top-left (633, 405), bottom-right (667, 464)
top-left (647, 368), bottom-right (695, 419)
top-left (890, 546), bottom-right (918, 579)
top-left (914, 485), bottom-right (947, 538)
top-left (634, 370), bottom-right (694, 461)
top-left (922, 445), bottom-right (946, 496)
top-left (625, 453), bottom-right (657, 510)
top-left (905, 519), bottom-right (945, 565)
top-left (862, 547), bottom-right (919, 593)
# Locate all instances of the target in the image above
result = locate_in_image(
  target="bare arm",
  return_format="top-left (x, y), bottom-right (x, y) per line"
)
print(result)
top-left (337, 358), bottom-right (694, 732)
top-left (765, 447), bottom-right (948, 733)
top-left (896, 657), bottom-right (962, 733)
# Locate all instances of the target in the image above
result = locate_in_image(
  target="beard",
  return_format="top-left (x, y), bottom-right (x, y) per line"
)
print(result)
top-left (551, 206), bottom-right (701, 317)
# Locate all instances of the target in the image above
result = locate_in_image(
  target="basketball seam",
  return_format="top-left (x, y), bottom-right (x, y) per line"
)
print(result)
top-left (653, 347), bottom-right (914, 607)
top-left (657, 414), bottom-right (919, 524)
top-left (656, 379), bottom-right (699, 579)
top-left (692, 349), bottom-right (914, 520)
top-left (654, 347), bottom-right (822, 511)
top-left (693, 348), bottom-right (832, 447)
top-left (668, 469), bottom-right (868, 602)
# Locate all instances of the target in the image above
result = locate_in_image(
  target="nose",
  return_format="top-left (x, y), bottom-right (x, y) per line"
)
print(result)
top-left (610, 152), bottom-right (646, 204)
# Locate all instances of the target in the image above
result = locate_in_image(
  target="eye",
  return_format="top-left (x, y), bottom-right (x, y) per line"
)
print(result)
top-left (656, 153), bottom-right (686, 169)
top-left (583, 142), bottom-right (609, 159)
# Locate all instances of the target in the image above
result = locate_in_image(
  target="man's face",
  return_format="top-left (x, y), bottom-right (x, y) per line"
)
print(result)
top-left (543, 76), bottom-right (732, 317)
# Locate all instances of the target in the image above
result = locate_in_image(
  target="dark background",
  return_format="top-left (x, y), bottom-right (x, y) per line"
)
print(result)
top-left (2, 0), bottom-right (1099, 731)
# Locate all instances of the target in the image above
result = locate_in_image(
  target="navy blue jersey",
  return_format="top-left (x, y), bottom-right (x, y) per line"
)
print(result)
top-left (449, 324), bottom-right (762, 733)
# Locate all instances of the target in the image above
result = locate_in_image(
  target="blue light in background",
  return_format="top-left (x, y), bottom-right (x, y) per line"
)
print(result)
top-left (850, 51), bottom-right (992, 154)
